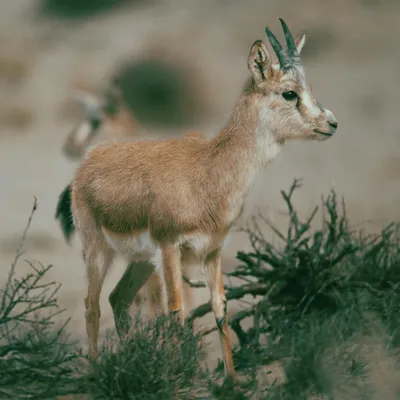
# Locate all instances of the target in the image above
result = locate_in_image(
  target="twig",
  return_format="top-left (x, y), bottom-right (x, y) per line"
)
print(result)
top-left (230, 307), bottom-right (256, 346)
top-left (10, 197), bottom-right (38, 271)
top-left (182, 275), bottom-right (207, 288)
top-left (182, 275), bottom-right (233, 291)
top-left (187, 283), bottom-right (268, 323)
top-left (198, 325), bottom-right (218, 337)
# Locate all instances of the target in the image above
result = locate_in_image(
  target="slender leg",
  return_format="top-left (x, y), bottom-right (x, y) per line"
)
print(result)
top-left (182, 264), bottom-right (196, 313)
top-left (180, 249), bottom-right (199, 314)
top-left (109, 260), bottom-right (155, 337)
top-left (84, 248), bottom-right (114, 359)
top-left (146, 272), bottom-right (166, 320)
top-left (162, 245), bottom-right (184, 324)
top-left (204, 248), bottom-right (236, 380)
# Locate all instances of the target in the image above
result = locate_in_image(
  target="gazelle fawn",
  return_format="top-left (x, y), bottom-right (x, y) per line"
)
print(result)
top-left (57, 83), bottom-right (202, 320)
top-left (63, 19), bottom-right (338, 379)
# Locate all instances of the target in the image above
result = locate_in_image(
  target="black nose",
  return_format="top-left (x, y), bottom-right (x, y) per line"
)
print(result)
top-left (328, 120), bottom-right (338, 130)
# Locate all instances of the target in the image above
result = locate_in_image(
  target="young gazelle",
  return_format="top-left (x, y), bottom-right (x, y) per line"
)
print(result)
top-left (57, 84), bottom-right (202, 318)
top-left (62, 19), bottom-right (338, 379)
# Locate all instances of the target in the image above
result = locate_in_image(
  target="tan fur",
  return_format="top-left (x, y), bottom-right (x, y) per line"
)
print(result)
top-left (61, 84), bottom-right (202, 319)
top-left (70, 21), bottom-right (338, 380)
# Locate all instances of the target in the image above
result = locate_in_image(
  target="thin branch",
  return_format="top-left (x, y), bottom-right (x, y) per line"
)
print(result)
top-left (199, 325), bottom-right (218, 337)
top-left (230, 307), bottom-right (256, 346)
top-left (182, 275), bottom-right (207, 288)
top-left (187, 283), bottom-right (268, 323)
top-left (10, 197), bottom-right (38, 271)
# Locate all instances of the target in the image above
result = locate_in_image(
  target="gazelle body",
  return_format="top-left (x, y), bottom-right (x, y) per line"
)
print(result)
top-left (58, 84), bottom-right (203, 319)
top-left (65, 20), bottom-right (338, 379)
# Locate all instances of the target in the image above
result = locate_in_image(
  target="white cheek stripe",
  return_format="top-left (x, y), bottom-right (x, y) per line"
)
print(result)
top-left (75, 121), bottom-right (93, 145)
top-left (301, 91), bottom-right (320, 117)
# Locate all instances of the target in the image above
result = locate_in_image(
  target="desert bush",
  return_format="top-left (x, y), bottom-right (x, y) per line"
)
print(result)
top-left (84, 313), bottom-right (256, 399)
top-left (84, 314), bottom-right (205, 400)
top-left (187, 179), bottom-right (400, 398)
top-left (0, 199), bottom-right (83, 399)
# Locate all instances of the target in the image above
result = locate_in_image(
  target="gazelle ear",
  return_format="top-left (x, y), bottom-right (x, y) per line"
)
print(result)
top-left (248, 40), bottom-right (272, 85)
top-left (73, 90), bottom-right (103, 120)
top-left (294, 32), bottom-right (306, 55)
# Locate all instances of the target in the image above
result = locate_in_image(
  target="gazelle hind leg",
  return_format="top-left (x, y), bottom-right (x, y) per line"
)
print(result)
top-left (72, 195), bottom-right (116, 359)
top-left (109, 260), bottom-right (156, 338)
top-left (146, 272), bottom-right (166, 320)
top-left (83, 244), bottom-right (115, 359)
top-left (204, 248), bottom-right (236, 380)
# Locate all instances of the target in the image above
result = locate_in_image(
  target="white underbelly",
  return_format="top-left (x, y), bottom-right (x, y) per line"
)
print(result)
top-left (101, 227), bottom-right (230, 267)
top-left (102, 227), bottom-right (161, 267)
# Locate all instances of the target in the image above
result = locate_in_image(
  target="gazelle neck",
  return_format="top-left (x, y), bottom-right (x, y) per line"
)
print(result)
top-left (207, 85), bottom-right (281, 200)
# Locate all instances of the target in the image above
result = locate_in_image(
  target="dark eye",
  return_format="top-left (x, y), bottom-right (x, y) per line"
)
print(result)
top-left (90, 118), bottom-right (102, 131)
top-left (282, 91), bottom-right (298, 101)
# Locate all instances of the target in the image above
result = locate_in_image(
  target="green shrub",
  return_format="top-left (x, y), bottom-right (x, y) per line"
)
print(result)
top-left (188, 179), bottom-right (400, 398)
top-left (85, 314), bottom-right (206, 400)
top-left (0, 199), bottom-right (83, 399)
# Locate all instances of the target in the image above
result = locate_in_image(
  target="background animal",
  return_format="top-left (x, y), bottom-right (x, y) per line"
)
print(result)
top-left (61, 83), bottom-right (139, 160)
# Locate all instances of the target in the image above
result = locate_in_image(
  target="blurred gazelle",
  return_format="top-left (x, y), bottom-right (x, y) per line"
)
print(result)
top-left (57, 83), bottom-right (202, 319)
top-left (61, 84), bottom-right (139, 160)
top-left (58, 19), bottom-right (338, 380)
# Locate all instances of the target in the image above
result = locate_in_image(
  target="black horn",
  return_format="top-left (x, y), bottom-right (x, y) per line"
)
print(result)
top-left (279, 18), bottom-right (300, 63)
top-left (265, 26), bottom-right (288, 69)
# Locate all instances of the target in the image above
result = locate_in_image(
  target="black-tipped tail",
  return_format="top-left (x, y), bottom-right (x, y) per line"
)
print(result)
top-left (55, 183), bottom-right (75, 243)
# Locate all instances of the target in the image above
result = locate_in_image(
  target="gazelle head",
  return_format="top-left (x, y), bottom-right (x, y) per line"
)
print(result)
top-left (62, 84), bottom-right (136, 160)
top-left (247, 18), bottom-right (338, 143)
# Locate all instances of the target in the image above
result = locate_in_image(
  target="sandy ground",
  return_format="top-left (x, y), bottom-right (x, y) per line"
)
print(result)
top-left (0, 0), bottom-right (400, 373)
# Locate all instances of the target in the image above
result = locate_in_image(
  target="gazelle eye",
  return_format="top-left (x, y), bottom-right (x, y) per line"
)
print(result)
top-left (282, 91), bottom-right (298, 101)
top-left (90, 118), bottom-right (102, 131)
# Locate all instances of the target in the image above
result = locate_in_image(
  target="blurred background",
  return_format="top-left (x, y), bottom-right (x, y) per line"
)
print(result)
top-left (0, 0), bottom-right (399, 367)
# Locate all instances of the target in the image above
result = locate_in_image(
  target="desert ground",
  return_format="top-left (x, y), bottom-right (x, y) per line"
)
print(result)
top-left (0, 0), bottom-right (399, 372)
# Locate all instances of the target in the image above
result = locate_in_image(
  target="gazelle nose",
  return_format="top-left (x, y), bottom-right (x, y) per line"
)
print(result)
top-left (324, 108), bottom-right (338, 132)
top-left (328, 119), bottom-right (338, 130)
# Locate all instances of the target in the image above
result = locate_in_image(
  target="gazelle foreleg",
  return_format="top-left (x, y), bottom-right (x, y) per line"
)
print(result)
top-left (204, 248), bottom-right (235, 380)
top-left (161, 245), bottom-right (184, 324)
